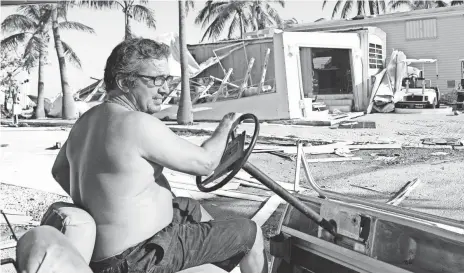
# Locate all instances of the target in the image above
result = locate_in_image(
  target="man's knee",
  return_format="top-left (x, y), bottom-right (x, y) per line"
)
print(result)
top-left (230, 218), bottom-right (260, 252)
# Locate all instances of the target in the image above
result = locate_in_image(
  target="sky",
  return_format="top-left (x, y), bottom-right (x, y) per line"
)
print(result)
top-left (1, 0), bottom-right (338, 99)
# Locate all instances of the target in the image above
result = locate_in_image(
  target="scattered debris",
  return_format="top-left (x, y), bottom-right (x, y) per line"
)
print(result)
top-left (421, 138), bottom-right (462, 146)
top-left (337, 121), bottom-right (376, 129)
top-left (251, 195), bottom-right (286, 227)
top-left (430, 152), bottom-right (449, 156)
top-left (387, 178), bottom-right (421, 206)
top-left (305, 157), bottom-right (363, 163)
top-left (334, 147), bottom-right (355, 157)
top-left (350, 184), bottom-right (385, 194)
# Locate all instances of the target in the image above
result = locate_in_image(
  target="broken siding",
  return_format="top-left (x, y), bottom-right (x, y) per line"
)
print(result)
top-left (374, 14), bottom-right (464, 94)
top-left (188, 39), bottom-right (275, 87)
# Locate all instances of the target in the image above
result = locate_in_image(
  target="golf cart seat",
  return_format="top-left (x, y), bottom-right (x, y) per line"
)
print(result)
top-left (16, 202), bottom-right (228, 273)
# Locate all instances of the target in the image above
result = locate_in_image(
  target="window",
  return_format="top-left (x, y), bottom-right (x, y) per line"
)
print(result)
top-left (406, 19), bottom-right (437, 40)
top-left (447, 80), bottom-right (456, 88)
top-left (369, 43), bottom-right (383, 69)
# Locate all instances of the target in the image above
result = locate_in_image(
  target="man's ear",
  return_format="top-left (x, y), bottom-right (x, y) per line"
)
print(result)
top-left (116, 77), bottom-right (130, 93)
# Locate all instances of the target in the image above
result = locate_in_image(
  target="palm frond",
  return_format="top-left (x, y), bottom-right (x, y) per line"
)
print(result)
top-left (200, 5), bottom-right (235, 42)
top-left (23, 35), bottom-right (41, 58)
top-left (23, 53), bottom-right (39, 71)
top-left (322, 0), bottom-right (329, 9)
top-left (61, 40), bottom-right (82, 69)
top-left (58, 21), bottom-right (95, 33)
top-left (195, 1), bottom-right (226, 27)
top-left (74, 0), bottom-right (123, 10)
top-left (17, 5), bottom-right (41, 21)
top-left (227, 13), bottom-right (240, 39)
top-left (341, 0), bottom-right (354, 18)
top-left (264, 4), bottom-right (283, 28)
top-left (434, 0), bottom-right (448, 7)
top-left (389, 0), bottom-right (414, 10)
top-left (356, 0), bottom-right (365, 15)
top-left (378, 0), bottom-right (387, 13)
top-left (1, 14), bottom-right (37, 33)
top-left (185, 0), bottom-right (195, 14)
top-left (131, 4), bottom-right (156, 29)
top-left (22, 36), bottom-right (40, 70)
top-left (331, 0), bottom-right (344, 18)
top-left (1, 33), bottom-right (30, 50)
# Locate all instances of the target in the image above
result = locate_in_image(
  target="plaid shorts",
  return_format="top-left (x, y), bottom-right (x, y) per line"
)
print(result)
top-left (90, 197), bottom-right (257, 273)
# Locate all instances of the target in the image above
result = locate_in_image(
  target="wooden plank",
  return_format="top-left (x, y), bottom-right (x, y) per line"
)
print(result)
top-left (164, 171), bottom-right (240, 190)
top-left (212, 68), bottom-right (233, 102)
top-left (233, 172), bottom-right (301, 191)
top-left (171, 181), bottom-right (265, 202)
top-left (162, 82), bottom-right (181, 104)
top-left (192, 80), bottom-right (214, 104)
top-left (84, 80), bottom-right (103, 103)
top-left (252, 195), bottom-right (285, 226)
top-left (213, 190), bottom-right (266, 202)
top-left (171, 188), bottom-right (216, 200)
top-left (304, 157), bottom-right (362, 163)
top-left (237, 58), bottom-right (255, 99)
top-left (0, 241), bottom-right (17, 250)
top-left (258, 48), bottom-right (271, 94)
top-left (346, 144), bottom-right (402, 150)
top-left (0, 214), bottom-right (38, 226)
top-left (387, 178), bottom-right (421, 206)
top-left (294, 142), bottom-right (303, 191)
top-left (210, 75), bottom-right (239, 89)
top-left (238, 180), bottom-right (269, 190)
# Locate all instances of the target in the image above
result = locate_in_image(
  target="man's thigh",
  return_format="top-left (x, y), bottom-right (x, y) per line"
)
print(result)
top-left (126, 218), bottom-right (257, 273)
top-left (175, 218), bottom-right (257, 272)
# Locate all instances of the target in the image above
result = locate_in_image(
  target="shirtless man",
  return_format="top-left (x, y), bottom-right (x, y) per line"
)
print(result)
top-left (51, 38), bottom-right (267, 273)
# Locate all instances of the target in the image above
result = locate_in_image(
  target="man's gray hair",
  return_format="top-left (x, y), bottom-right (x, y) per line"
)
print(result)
top-left (104, 38), bottom-right (171, 90)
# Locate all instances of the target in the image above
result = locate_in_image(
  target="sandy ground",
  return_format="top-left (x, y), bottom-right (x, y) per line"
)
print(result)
top-left (1, 126), bottom-right (464, 271)
top-left (167, 113), bottom-right (464, 145)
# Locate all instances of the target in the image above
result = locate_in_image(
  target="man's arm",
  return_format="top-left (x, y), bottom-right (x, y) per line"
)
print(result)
top-left (135, 112), bottom-right (238, 176)
top-left (51, 140), bottom-right (71, 195)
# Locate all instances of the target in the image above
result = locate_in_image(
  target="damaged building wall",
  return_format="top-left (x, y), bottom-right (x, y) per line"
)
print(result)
top-left (188, 39), bottom-right (275, 89)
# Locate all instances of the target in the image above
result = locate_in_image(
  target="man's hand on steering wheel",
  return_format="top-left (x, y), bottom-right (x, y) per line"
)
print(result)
top-left (196, 113), bottom-right (260, 192)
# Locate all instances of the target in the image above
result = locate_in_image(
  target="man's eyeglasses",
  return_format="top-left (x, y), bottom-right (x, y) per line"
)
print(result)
top-left (135, 74), bottom-right (174, 87)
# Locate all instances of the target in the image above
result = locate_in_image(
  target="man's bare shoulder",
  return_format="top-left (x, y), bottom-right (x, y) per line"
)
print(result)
top-left (123, 111), bottom-right (166, 132)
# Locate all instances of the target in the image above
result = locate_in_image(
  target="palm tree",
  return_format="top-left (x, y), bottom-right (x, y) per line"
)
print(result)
top-left (75, 0), bottom-right (155, 40)
top-left (195, 0), bottom-right (285, 42)
top-left (249, 0), bottom-right (285, 31)
top-left (389, 0), bottom-right (461, 10)
top-left (322, 0), bottom-right (386, 19)
top-left (177, 0), bottom-right (193, 125)
top-left (1, 4), bottom-right (94, 119)
top-left (51, 2), bottom-right (95, 119)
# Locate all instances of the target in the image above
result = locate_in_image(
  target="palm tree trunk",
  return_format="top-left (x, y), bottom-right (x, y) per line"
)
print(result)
top-left (52, 5), bottom-right (77, 120)
top-left (35, 37), bottom-right (47, 119)
top-left (125, 11), bottom-right (132, 40)
top-left (176, 0), bottom-right (193, 125)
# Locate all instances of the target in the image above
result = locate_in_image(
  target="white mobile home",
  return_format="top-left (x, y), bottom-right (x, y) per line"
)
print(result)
top-left (288, 5), bottom-right (464, 96)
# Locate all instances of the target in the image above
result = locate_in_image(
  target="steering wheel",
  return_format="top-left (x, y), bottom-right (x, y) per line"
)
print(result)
top-left (196, 113), bottom-right (260, 192)
top-left (196, 113), bottom-right (339, 238)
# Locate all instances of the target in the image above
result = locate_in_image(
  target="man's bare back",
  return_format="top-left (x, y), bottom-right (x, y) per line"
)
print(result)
top-left (51, 38), bottom-right (267, 273)
top-left (66, 103), bottom-right (173, 260)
